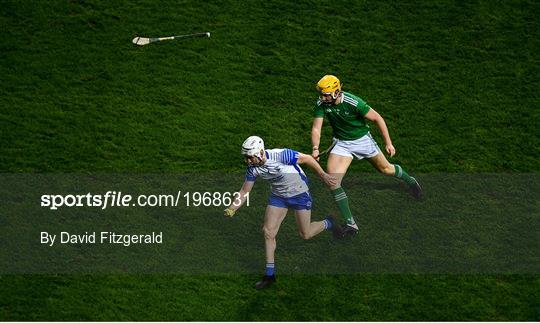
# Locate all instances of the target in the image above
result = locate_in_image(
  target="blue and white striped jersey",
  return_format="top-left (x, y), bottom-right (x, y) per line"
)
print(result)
top-left (245, 148), bottom-right (309, 198)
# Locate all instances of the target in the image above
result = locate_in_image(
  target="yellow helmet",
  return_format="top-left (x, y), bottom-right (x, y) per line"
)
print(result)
top-left (316, 75), bottom-right (341, 99)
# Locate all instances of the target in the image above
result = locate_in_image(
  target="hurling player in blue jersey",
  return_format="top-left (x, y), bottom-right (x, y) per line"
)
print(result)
top-left (224, 136), bottom-right (339, 290)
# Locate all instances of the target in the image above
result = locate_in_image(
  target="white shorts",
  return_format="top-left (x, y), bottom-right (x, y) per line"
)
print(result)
top-left (330, 133), bottom-right (381, 160)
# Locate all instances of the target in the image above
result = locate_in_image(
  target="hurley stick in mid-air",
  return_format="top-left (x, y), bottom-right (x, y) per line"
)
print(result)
top-left (132, 32), bottom-right (210, 46)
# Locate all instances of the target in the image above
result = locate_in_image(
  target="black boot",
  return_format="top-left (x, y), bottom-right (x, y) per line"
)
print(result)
top-left (255, 275), bottom-right (276, 290)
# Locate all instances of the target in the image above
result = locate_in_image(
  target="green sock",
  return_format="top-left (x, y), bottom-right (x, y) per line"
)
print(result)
top-left (394, 164), bottom-right (417, 186)
top-left (331, 187), bottom-right (355, 226)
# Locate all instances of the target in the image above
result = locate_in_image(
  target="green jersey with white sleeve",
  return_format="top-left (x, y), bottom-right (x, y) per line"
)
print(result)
top-left (313, 92), bottom-right (371, 141)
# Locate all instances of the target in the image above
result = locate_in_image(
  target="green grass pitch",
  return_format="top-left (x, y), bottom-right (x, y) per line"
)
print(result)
top-left (1, 0), bottom-right (539, 320)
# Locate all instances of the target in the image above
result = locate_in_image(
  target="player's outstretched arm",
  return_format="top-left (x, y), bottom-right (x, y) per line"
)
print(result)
top-left (224, 180), bottom-right (255, 217)
top-left (297, 153), bottom-right (337, 187)
top-left (364, 108), bottom-right (396, 157)
top-left (311, 117), bottom-right (324, 159)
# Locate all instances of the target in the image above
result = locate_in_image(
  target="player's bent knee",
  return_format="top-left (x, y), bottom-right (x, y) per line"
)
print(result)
top-left (262, 226), bottom-right (277, 240)
top-left (298, 230), bottom-right (312, 240)
top-left (328, 177), bottom-right (343, 190)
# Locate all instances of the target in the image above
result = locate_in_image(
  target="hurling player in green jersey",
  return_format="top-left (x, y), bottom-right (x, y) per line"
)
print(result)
top-left (311, 75), bottom-right (422, 236)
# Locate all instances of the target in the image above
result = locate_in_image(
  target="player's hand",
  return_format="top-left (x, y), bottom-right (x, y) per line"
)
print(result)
top-left (224, 208), bottom-right (236, 218)
top-left (322, 173), bottom-right (338, 187)
top-left (386, 144), bottom-right (396, 157)
top-left (312, 148), bottom-right (320, 161)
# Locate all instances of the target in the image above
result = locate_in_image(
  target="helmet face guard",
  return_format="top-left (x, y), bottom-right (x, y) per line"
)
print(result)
top-left (244, 154), bottom-right (264, 166)
top-left (319, 91), bottom-right (340, 101)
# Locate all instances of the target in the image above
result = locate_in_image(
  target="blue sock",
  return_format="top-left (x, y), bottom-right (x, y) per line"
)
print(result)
top-left (323, 218), bottom-right (333, 230)
top-left (265, 263), bottom-right (275, 276)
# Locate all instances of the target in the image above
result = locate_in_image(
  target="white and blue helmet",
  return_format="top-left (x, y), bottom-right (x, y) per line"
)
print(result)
top-left (241, 136), bottom-right (265, 158)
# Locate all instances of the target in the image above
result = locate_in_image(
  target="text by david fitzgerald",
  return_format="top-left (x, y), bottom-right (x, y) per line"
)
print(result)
top-left (41, 231), bottom-right (162, 247)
